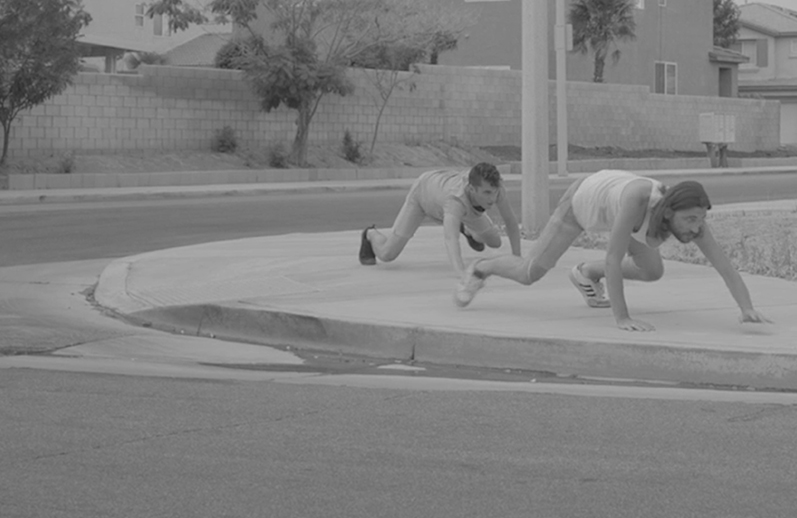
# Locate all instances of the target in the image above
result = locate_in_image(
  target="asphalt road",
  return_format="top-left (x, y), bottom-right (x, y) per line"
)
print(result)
top-left (1, 171), bottom-right (796, 267)
top-left (3, 365), bottom-right (797, 518)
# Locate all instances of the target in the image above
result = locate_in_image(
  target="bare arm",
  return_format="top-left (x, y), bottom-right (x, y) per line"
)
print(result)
top-left (496, 186), bottom-right (522, 256)
top-left (694, 224), bottom-right (772, 324)
top-left (606, 180), bottom-right (655, 331)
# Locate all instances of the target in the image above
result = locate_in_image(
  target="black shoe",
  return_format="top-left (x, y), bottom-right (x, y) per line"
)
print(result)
top-left (359, 225), bottom-right (377, 265)
top-left (460, 223), bottom-right (485, 252)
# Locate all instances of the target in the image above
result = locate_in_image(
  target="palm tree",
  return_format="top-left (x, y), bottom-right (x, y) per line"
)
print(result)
top-left (569, 0), bottom-right (637, 83)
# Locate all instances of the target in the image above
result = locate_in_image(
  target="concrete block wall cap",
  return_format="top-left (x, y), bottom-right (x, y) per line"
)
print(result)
top-left (644, 166), bottom-right (797, 176)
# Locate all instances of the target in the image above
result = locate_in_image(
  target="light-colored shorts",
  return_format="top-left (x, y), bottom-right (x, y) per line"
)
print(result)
top-left (529, 177), bottom-right (586, 270)
top-left (392, 182), bottom-right (495, 239)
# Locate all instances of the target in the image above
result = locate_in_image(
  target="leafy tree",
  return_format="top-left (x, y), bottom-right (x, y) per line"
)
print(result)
top-left (714, 0), bottom-right (741, 49)
top-left (0, 0), bottom-right (91, 164)
top-left (429, 31), bottom-right (459, 66)
top-left (569, 0), bottom-right (637, 83)
top-left (349, 2), bottom-right (473, 155)
top-left (150, 0), bottom-right (460, 166)
top-left (352, 45), bottom-right (423, 154)
top-left (214, 37), bottom-right (261, 69)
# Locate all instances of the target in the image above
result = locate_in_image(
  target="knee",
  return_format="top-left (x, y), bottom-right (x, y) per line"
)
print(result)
top-left (639, 264), bottom-right (664, 282)
top-left (377, 249), bottom-right (401, 262)
top-left (519, 262), bottom-right (548, 285)
top-left (484, 235), bottom-right (502, 249)
top-left (375, 235), bottom-right (408, 262)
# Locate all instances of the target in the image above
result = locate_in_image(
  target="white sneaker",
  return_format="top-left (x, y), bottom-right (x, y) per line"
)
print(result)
top-left (568, 263), bottom-right (611, 308)
top-left (454, 260), bottom-right (486, 307)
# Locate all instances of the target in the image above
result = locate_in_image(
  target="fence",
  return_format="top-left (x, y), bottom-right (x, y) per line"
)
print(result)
top-left (6, 64), bottom-right (780, 158)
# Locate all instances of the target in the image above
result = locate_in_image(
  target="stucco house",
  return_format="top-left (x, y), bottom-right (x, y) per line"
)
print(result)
top-left (439, 0), bottom-right (745, 98)
top-left (736, 2), bottom-right (797, 144)
top-left (77, 0), bottom-right (230, 72)
top-left (164, 33), bottom-right (231, 67)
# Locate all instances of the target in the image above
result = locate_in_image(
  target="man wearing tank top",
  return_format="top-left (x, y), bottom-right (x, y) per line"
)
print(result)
top-left (455, 170), bottom-right (771, 332)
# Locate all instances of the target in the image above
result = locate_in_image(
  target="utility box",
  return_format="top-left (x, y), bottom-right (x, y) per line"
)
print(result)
top-left (699, 113), bottom-right (736, 144)
top-left (699, 113), bottom-right (736, 168)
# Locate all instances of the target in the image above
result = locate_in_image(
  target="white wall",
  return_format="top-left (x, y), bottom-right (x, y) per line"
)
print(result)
top-left (780, 102), bottom-right (797, 144)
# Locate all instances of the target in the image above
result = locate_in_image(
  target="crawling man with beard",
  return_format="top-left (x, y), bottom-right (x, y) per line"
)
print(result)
top-left (455, 169), bottom-right (772, 332)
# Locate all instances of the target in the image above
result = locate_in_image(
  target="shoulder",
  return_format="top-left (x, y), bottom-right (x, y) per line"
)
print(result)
top-left (444, 195), bottom-right (467, 216)
top-left (619, 178), bottom-right (654, 214)
top-left (622, 177), bottom-right (654, 201)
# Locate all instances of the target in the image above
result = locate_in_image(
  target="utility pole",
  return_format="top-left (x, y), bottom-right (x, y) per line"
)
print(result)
top-left (555, 0), bottom-right (569, 177)
top-left (521, 0), bottom-right (550, 237)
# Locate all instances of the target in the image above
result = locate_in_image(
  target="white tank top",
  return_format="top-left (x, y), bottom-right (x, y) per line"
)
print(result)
top-left (571, 170), bottom-right (664, 246)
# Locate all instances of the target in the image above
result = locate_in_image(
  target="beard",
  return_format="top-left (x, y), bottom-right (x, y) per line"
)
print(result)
top-left (664, 220), bottom-right (702, 243)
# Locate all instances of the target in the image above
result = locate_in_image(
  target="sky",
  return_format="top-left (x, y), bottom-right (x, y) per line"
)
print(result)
top-left (737, 0), bottom-right (797, 11)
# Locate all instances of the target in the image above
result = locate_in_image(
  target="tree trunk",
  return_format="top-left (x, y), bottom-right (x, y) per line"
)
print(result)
top-left (0, 119), bottom-right (11, 165)
top-left (593, 55), bottom-right (605, 83)
top-left (369, 101), bottom-right (388, 155)
top-left (369, 72), bottom-right (398, 155)
top-left (291, 101), bottom-right (312, 167)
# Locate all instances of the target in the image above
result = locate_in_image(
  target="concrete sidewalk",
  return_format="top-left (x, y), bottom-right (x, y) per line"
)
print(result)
top-left (94, 198), bottom-right (797, 390)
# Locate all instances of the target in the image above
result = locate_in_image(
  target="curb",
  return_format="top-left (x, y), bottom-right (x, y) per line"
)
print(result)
top-left (2, 165), bottom-right (796, 206)
top-left (128, 302), bottom-right (797, 390)
top-left (0, 181), bottom-right (417, 206)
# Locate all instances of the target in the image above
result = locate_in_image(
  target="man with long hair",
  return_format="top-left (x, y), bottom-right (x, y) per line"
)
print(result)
top-left (455, 169), bottom-right (771, 332)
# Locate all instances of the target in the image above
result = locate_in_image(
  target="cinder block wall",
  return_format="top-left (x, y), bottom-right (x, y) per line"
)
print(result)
top-left (6, 64), bottom-right (779, 158)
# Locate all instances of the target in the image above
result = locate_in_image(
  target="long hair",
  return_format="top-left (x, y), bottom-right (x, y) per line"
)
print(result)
top-left (649, 181), bottom-right (711, 241)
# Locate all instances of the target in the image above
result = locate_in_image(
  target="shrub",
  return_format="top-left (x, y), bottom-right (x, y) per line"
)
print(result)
top-left (125, 51), bottom-right (167, 70)
top-left (212, 126), bottom-right (238, 153)
top-left (341, 129), bottom-right (362, 164)
top-left (215, 37), bottom-right (262, 70)
top-left (59, 152), bottom-right (75, 174)
top-left (268, 143), bottom-right (289, 168)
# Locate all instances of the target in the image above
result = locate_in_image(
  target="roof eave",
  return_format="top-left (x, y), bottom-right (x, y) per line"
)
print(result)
top-left (740, 21), bottom-right (780, 37)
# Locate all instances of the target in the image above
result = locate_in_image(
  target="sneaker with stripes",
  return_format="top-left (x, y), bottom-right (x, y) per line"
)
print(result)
top-left (568, 263), bottom-right (611, 308)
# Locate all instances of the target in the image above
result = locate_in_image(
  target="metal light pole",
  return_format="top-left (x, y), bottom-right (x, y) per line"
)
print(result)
top-left (555, 0), bottom-right (569, 177)
top-left (521, 0), bottom-right (550, 237)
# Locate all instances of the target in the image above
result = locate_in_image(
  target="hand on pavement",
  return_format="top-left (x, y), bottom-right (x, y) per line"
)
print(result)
top-left (616, 318), bottom-right (655, 332)
top-left (739, 309), bottom-right (773, 324)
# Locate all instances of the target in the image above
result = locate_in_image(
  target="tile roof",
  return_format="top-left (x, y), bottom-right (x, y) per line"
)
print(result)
top-left (165, 33), bottom-right (231, 67)
top-left (740, 2), bottom-right (797, 36)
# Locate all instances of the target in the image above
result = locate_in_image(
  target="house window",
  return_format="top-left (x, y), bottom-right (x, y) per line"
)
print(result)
top-left (154, 13), bottom-right (163, 36)
top-left (738, 39), bottom-right (769, 68)
top-left (135, 4), bottom-right (145, 27)
top-left (655, 61), bottom-right (677, 95)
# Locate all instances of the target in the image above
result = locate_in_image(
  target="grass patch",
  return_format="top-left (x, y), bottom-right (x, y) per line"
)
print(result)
top-left (571, 211), bottom-right (797, 282)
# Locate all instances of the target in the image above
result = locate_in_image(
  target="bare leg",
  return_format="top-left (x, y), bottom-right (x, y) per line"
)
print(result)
top-left (476, 212), bottom-right (583, 285)
top-left (580, 240), bottom-right (664, 282)
top-left (367, 228), bottom-right (410, 263)
top-left (474, 226), bottom-right (503, 249)
top-left (455, 178), bottom-right (585, 307)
